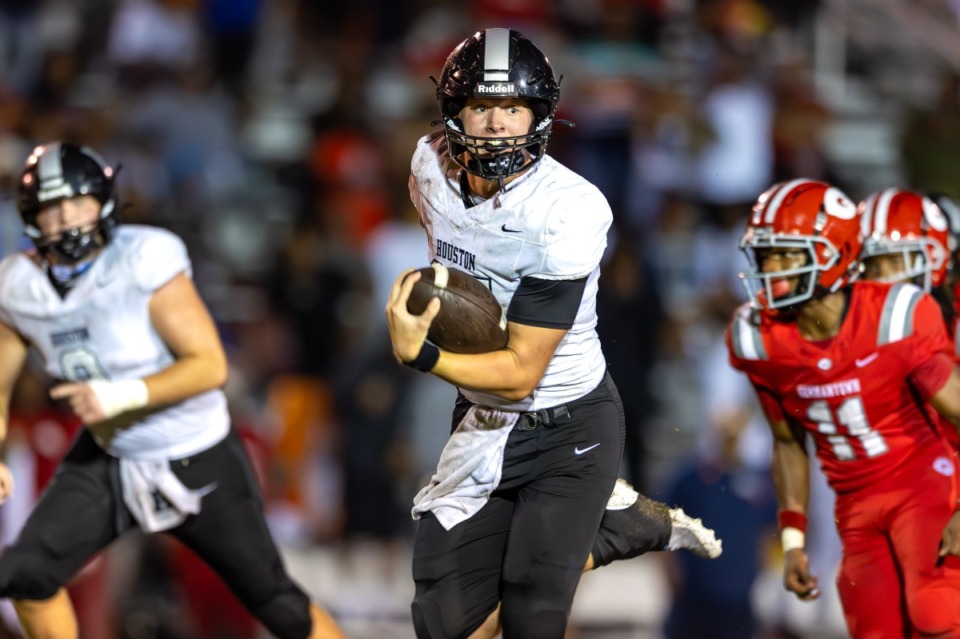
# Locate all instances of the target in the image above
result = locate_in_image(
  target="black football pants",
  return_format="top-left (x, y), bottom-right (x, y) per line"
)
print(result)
top-left (0, 428), bottom-right (313, 639)
top-left (411, 373), bottom-right (624, 639)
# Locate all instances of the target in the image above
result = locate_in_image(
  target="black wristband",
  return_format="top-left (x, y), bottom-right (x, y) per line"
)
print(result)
top-left (404, 342), bottom-right (440, 372)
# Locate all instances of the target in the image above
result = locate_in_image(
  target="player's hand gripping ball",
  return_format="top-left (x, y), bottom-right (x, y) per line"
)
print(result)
top-left (405, 264), bottom-right (508, 354)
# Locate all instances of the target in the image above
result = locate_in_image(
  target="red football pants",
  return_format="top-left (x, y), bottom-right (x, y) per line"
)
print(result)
top-left (835, 449), bottom-right (960, 638)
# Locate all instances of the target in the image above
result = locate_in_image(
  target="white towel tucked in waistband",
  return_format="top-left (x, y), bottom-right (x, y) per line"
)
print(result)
top-left (412, 406), bottom-right (519, 530)
top-left (119, 459), bottom-right (216, 533)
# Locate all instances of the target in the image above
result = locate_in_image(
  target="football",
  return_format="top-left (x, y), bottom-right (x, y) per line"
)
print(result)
top-left (405, 264), bottom-right (508, 354)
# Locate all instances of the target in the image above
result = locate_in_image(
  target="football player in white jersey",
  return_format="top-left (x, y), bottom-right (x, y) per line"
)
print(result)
top-left (0, 143), bottom-right (344, 639)
top-left (386, 28), bottom-right (720, 639)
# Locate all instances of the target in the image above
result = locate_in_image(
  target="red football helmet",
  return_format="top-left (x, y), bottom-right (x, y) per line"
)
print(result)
top-left (739, 179), bottom-right (862, 310)
top-left (859, 189), bottom-right (951, 291)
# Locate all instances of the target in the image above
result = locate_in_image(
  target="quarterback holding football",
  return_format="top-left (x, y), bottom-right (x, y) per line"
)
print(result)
top-left (386, 28), bottom-right (719, 639)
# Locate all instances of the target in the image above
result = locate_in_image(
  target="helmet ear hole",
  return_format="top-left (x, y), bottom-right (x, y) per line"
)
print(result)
top-left (441, 98), bottom-right (466, 121)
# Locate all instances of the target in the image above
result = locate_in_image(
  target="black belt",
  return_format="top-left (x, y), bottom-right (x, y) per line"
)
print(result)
top-left (516, 404), bottom-right (571, 431)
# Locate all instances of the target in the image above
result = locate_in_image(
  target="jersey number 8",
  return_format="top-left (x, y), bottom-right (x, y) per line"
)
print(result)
top-left (60, 347), bottom-right (109, 382)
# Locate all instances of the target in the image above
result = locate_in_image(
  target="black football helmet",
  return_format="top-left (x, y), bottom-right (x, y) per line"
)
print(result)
top-left (436, 28), bottom-right (561, 182)
top-left (18, 142), bottom-right (118, 264)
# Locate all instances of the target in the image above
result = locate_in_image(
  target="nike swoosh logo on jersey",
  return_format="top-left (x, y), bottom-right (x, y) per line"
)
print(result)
top-left (501, 224), bottom-right (522, 233)
top-left (855, 352), bottom-right (879, 368)
top-left (575, 443), bottom-right (600, 455)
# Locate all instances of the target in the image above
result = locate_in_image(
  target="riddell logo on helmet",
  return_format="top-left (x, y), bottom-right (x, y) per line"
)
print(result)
top-left (476, 82), bottom-right (518, 96)
top-left (38, 184), bottom-right (74, 202)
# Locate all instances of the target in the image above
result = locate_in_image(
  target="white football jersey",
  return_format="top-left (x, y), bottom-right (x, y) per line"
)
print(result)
top-left (409, 133), bottom-right (610, 410)
top-left (0, 225), bottom-right (229, 460)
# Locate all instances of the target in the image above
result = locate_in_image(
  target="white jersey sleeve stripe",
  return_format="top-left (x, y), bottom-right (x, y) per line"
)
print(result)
top-left (955, 319), bottom-right (960, 359)
top-left (731, 308), bottom-right (767, 361)
top-left (878, 283), bottom-right (923, 345)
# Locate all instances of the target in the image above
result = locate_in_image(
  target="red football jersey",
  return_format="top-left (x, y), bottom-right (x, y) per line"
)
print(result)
top-left (728, 281), bottom-right (954, 494)
top-left (939, 296), bottom-right (960, 450)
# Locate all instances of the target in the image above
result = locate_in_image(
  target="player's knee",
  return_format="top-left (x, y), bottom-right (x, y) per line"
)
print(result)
top-left (0, 550), bottom-right (62, 601)
top-left (411, 598), bottom-right (439, 639)
top-left (908, 583), bottom-right (960, 637)
top-left (243, 582), bottom-right (312, 639)
top-left (504, 609), bottom-right (567, 639)
top-left (411, 594), bottom-right (485, 639)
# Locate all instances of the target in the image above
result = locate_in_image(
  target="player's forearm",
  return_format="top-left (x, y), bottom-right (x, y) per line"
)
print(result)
top-left (771, 438), bottom-right (810, 512)
top-left (142, 349), bottom-right (228, 407)
top-left (431, 348), bottom-right (544, 401)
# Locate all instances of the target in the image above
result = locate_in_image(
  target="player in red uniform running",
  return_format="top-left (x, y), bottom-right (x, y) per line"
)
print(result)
top-left (859, 189), bottom-right (959, 455)
top-left (727, 179), bottom-right (960, 638)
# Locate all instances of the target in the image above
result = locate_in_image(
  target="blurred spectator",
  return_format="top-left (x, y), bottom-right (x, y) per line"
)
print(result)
top-left (107, 0), bottom-right (201, 75)
top-left (596, 233), bottom-right (663, 492)
top-left (362, 204), bottom-right (429, 347)
top-left (0, 134), bottom-right (29, 258)
top-left (0, 0), bottom-right (42, 96)
top-left (625, 82), bottom-right (706, 235)
top-left (264, 375), bottom-right (344, 544)
top-left (118, 59), bottom-right (240, 207)
top-left (265, 212), bottom-right (370, 379)
top-left (694, 45), bottom-right (773, 208)
top-left (200, 0), bottom-right (262, 98)
top-left (659, 368), bottom-right (778, 639)
top-left (309, 122), bottom-right (391, 249)
top-left (901, 71), bottom-right (960, 201)
top-left (333, 335), bottom-right (412, 544)
top-left (771, 57), bottom-right (830, 182)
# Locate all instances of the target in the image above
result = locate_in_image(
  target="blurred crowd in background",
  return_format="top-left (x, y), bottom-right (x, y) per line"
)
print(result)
top-left (1, 0), bottom-right (960, 637)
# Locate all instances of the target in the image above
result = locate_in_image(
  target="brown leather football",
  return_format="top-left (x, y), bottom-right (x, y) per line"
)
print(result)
top-left (405, 264), bottom-right (508, 354)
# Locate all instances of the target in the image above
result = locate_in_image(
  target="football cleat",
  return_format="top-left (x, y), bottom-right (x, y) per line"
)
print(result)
top-left (591, 478), bottom-right (671, 568)
top-left (591, 478), bottom-right (723, 567)
top-left (667, 507), bottom-right (723, 559)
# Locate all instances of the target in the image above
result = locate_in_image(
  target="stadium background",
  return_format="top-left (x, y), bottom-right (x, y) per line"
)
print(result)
top-left (0, 0), bottom-right (958, 637)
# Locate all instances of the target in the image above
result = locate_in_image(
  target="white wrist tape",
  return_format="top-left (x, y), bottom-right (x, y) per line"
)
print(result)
top-left (781, 527), bottom-right (805, 553)
top-left (88, 379), bottom-right (149, 419)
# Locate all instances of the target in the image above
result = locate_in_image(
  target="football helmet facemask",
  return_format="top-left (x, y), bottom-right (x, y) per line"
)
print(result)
top-left (18, 142), bottom-right (119, 265)
top-left (859, 189), bottom-right (950, 292)
top-left (739, 179), bottom-right (862, 311)
top-left (436, 28), bottom-right (561, 184)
